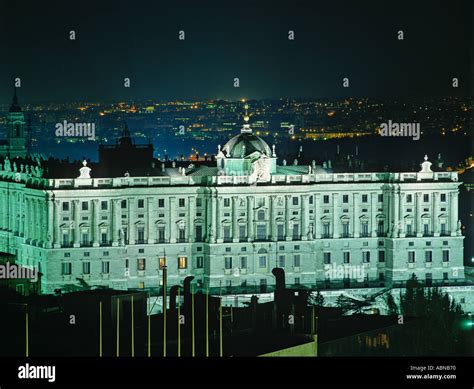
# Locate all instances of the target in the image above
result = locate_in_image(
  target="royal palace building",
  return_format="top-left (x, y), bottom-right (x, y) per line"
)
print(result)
top-left (0, 101), bottom-right (465, 295)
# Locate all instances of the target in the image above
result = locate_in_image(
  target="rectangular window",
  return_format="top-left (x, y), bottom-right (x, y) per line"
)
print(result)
top-left (361, 222), bottom-right (369, 237)
top-left (196, 198), bottom-right (202, 207)
top-left (443, 272), bottom-right (449, 280)
top-left (196, 256), bottom-right (204, 269)
top-left (377, 220), bottom-right (385, 235)
top-left (342, 195), bottom-right (349, 203)
top-left (406, 194), bottom-right (412, 203)
top-left (406, 224), bottom-right (413, 236)
top-left (179, 198), bottom-right (185, 207)
top-left (378, 194), bottom-right (383, 203)
top-left (343, 252), bottom-right (350, 263)
top-left (323, 223), bottom-right (330, 238)
top-left (362, 194), bottom-right (368, 203)
top-left (223, 198), bottom-right (230, 207)
top-left (81, 232), bottom-right (89, 246)
top-left (292, 223), bottom-right (299, 240)
top-left (195, 225), bottom-right (203, 242)
top-left (277, 224), bottom-right (284, 240)
top-left (440, 223), bottom-right (446, 235)
top-left (82, 262), bottom-right (90, 274)
top-left (378, 251), bottom-right (385, 263)
top-left (62, 262), bottom-right (72, 275)
top-left (442, 250), bottom-right (450, 262)
top-left (240, 256), bottom-right (247, 269)
top-left (223, 226), bottom-right (231, 242)
top-left (101, 201), bottom-right (108, 210)
top-left (423, 194), bottom-right (429, 202)
top-left (258, 256), bottom-right (266, 268)
top-left (292, 197), bottom-right (299, 206)
top-left (294, 254), bottom-right (300, 267)
top-left (102, 261), bottom-right (110, 274)
top-left (309, 196), bottom-right (314, 205)
top-left (239, 225), bottom-right (246, 240)
top-left (178, 228), bottom-right (186, 243)
top-left (137, 227), bottom-right (145, 243)
top-left (62, 202), bottom-right (69, 211)
top-left (440, 193), bottom-right (446, 202)
top-left (82, 202), bottom-right (88, 211)
top-left (158, 199), bottom-right (165, 208)
top-left (278, 255), bottom-right (285, 268)
top-left (323, 252), bottom-right (331, 264)
top-left (121, 200), bottom-right (127, 209)
top-left (423, 224), bottom-right (429, 236)
top-left (137, 258), bottom-right (146, 271)
top-left (362, 251), bottom-right (370, 263)
top-left (158, 227), bottom-right (165, 243)
top-left (101, 233), bottom-right (107, 245)
top-left (342, 223), bottom-right (349, 238)
top-left (137, 199), bottom-right (144, 208)
top-left (323, 195), bottom-right (329, 204)
top-left (256, 225), bottom-right (266, 240)
top-left (225, 257), bottom-right (232, 269)
top-left (159, 257), bottom-right (166, 269)
top-left (425, 251), bottom-right (432, 262)
top-left (62, 233), bottom-right (69, 246)
top-left (178, 256), bottom-right (187, 269)
top-left (408, 251), bottom-right (415, 263)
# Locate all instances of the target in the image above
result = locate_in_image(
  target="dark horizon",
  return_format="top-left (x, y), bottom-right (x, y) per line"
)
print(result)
top-left (0, 0), bottom-right (471, 103)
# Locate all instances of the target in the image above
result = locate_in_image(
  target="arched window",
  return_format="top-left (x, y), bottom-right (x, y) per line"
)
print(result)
top-left (257, 209), bottom-right (265, 221)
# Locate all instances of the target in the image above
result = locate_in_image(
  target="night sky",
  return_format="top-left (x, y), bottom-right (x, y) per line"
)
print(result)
top-left (0, 0), bottom-right (471, 102)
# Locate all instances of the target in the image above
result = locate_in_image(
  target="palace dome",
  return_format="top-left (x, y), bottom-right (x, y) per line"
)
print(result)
top-left (222, 130), bottom-right (272, 159)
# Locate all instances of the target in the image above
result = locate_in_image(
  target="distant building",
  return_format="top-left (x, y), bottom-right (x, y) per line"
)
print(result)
top-left (0, 103), bottom-right (465, 294)
top-left (0, 89), bottom-right (27, 159)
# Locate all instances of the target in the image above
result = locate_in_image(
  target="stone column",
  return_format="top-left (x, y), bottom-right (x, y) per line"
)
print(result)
top-left (314, 194), bottom-right (321, 239)
top-left (284, 195), bottom-right (291, 240)
top-left (73, 199), bottom-right (80, 247)
top-left (232, 196), bottom-right (239, 242)
top-left (332, 193), bottom-right (339, 238)
top-left (432, 192), bottom-right (439, 236)
top-left (92, 199), bottom-right (100, 247)
top-left (46, 198), bottom-right (54, 248)
top-left (416, 192), bottom-right (422, 237)
top-left (247, 195), bottom-right (254, 242)
top-left (53, 200), bottom-right (60, 247)
top-left (188, 196), bottom-right (195, 243)
top-left (210, 192), bottom-right (217, 243)
top-left (112, 199), bottom-right (119, 246)
top-left (269, 195), bottom-right (275, 241)
top-left (392, 188), bottom-right (400, 238)
top-left (147, 197), bottom-right (155, 244)
top-left (450, 191), bottom-right (458, 236)
top-left (169, 197), bottom-right (176, 243)
top-left (399, 193), bottom-right (405, 237)
top-left (10, 190), bottom-right (16, 234)
top-left (353, 193), bottom-right (360, 238)
top-left (301, 194), bottom-right (308, 240)
top-left (216, 196), bottom-right (222, 243)
top-left (205, 193), bottom-right (212, 242)
top-left (370, 192), bottom-right (377, 237)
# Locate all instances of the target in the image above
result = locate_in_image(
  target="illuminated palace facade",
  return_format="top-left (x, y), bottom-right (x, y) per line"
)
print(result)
top-left (0, 107), bottom-right (465, 295)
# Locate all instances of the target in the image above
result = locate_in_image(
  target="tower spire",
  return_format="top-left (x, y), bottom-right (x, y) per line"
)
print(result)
top-left (9, 87), bottom-right (22, 113)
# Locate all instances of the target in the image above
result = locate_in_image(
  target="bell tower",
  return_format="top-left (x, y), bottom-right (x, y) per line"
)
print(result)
top-left (6, 88), bottom-right (27, 158)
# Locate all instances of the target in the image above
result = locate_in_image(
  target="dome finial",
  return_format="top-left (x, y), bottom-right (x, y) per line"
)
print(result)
top-left (241, 103), bottom-right (252, 134)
